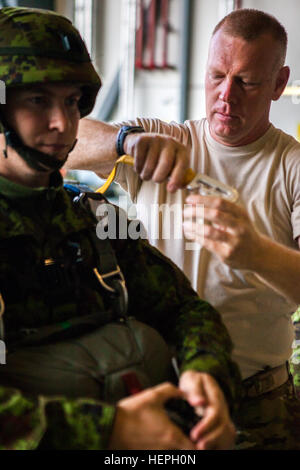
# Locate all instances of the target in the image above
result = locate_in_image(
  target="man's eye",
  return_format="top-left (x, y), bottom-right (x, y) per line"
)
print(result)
top-left (211, 74), bottom-right (223, 80)
top-left (239, 79), bottom-right (258, 87)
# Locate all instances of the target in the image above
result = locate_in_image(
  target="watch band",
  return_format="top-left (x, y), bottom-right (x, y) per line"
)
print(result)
top-left (116, 125), bottom-right (144, 157)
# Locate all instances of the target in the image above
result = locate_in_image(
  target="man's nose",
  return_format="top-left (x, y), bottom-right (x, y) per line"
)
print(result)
top-left (48, 104), bottom-right (69, 132)
top-left (219, 78), bottom-right (237, 104)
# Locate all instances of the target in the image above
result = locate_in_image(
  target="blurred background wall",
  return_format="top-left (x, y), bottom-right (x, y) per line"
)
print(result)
top-left (3, 0), bottom-right (300, 189)
top-left (54, 0), bottom-right (300, 140)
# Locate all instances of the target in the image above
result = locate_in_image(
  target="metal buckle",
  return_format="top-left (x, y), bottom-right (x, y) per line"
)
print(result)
top-left (187, 173), bottom-right (239, 202)
top-left (93, 266), bottom-right (128, 316)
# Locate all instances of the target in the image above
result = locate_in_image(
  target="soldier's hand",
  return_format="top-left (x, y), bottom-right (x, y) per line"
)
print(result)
top-left (124, 133), bottom-right (190, 192)
top-left (179, 371), bottom-right (236, 450)
top-left (108, 382), bottom-right (196, 450)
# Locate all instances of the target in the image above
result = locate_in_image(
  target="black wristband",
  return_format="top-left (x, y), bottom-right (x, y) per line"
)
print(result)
top-left (115, 125), bottom-right (144, 157)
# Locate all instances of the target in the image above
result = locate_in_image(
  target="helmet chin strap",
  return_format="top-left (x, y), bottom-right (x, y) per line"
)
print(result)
top-left (3, 127), bottom-right (77, 172)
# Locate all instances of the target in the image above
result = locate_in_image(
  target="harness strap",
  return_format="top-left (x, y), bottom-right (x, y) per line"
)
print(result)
top-left (89, 231), bottom-right (128, 317)
top-left (95, 154), bottom-right (196, 194)
top-left (66, 184), bottom-right (128, 317)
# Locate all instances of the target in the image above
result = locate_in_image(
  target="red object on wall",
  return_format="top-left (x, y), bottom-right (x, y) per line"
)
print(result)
top-left (135, 0), bottom-right (174, 70)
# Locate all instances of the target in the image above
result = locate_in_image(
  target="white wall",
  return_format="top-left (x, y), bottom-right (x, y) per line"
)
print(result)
top-left (188, 0), bottom-right (300, 137)
top-left (242, 0), bottom-right (300, 139)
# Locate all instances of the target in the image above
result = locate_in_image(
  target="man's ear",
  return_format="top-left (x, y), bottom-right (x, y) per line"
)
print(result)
top-left (272, 65), bottom-right (290, 101)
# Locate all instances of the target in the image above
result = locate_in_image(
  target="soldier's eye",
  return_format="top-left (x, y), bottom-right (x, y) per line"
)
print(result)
top-left (28, 96), bottom-right (45, 105)
top-left (66, 96), bottom-right (80, 107)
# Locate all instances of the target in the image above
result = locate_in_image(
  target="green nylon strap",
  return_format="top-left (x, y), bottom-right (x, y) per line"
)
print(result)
top-left (0, 47), bottom-right (90, 63)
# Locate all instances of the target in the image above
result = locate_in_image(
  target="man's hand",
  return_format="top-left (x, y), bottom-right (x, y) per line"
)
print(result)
top-left (108, 382), bottom-right (196, 450)
top-left (179, 371), bottom-right (236, 450)
top-left (124, 133), bottom-right (190, 192)
top-left (183, 194), bottom-right (300, 304)
top-left (183, 194), bottom-right (262, 270)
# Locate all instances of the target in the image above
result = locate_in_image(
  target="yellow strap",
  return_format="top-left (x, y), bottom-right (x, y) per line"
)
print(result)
top-left (96, 155), bottom-right (135, 194)
top-left (96, 154), bottom-right (196, 194)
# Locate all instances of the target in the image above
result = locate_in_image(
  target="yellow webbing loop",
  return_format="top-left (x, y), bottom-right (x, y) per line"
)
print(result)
top-left (96, 154), bottom-right (196, 194)
top-left (96, 155), bottom-right (135, 194)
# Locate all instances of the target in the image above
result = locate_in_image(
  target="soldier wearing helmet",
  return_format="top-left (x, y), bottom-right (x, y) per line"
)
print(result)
top-left (0, 7), bottom-right (240, 450)
top-left (0, 6), bottom-right (100, 175)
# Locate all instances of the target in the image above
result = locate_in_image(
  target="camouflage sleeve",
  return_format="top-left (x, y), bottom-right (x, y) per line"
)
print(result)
top-left (172, 293), bottom-right (242, 415)
top-left (0, 386), bottom-right (115, 450)
top-left (116, 237), bottom-right (242, 414)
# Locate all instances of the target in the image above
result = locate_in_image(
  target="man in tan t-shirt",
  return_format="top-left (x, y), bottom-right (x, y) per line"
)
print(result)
top-left (66, 9), bottom-right (300, 449)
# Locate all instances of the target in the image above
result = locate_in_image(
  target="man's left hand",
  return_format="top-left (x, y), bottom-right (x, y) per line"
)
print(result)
top-left (183, 194), bottom-right (262, 270)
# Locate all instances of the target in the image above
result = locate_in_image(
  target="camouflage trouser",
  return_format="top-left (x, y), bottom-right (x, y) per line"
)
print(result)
top-left (234, 307), bottom-right (300, 450)
top-left (234, 376), bottom-right (300, 450)
top-left (290, 307), bottom-right (300, 398)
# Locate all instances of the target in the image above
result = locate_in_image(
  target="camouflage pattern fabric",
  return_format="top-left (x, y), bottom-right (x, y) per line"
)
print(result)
top-left (0, 386), bottom-right (115, 450)
top-left (290, 307), bottom-right (300, 398)
top-left (0, 7), bottom-right (101, 117)
top-left (0, 173), bottom-right (241, 450)
top-left (233, 307), bottom-right (300, 451)
top-left (234, 377), bottom-right (300, 450)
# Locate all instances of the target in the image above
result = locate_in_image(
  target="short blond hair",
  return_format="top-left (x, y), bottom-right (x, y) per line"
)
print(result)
top-left (213, 9), bottom-right (288, 68)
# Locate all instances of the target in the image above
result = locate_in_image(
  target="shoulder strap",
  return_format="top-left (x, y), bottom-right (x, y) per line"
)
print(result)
top-left (89, 231), bottom-right (128, 318)
top-left (64, 182), bottom-right (128, 318)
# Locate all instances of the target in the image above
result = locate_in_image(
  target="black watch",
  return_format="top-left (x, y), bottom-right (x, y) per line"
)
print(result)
top-left (116, 125), bottom-right (144, 157)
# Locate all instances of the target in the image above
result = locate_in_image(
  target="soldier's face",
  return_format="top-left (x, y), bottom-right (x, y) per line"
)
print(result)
top-left (4, 83), bottom-right (82, 161)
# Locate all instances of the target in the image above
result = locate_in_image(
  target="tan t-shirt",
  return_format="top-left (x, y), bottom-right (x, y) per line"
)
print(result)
top-left (114, 118), bottom-right (300, 379)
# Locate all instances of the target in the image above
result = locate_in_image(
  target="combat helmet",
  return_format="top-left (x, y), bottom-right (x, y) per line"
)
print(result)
top-left (0, 6), bottom-right (102, 172)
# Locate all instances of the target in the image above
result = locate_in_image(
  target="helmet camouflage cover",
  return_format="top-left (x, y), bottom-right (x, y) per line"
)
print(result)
top-left (0, 6), bottom-right (102, 117)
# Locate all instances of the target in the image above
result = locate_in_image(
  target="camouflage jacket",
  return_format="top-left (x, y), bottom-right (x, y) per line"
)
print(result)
top-left (0, 173), bottom-right (241, 450)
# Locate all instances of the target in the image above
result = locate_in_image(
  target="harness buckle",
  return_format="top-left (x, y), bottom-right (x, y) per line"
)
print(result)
top-left (93, 266), bottom-right (128, 316)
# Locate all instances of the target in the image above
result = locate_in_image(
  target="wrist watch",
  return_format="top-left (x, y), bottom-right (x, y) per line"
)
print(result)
top-left (116, 125), bottom-right (144, 157)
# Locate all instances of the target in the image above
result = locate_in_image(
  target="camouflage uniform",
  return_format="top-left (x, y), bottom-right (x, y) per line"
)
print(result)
top-left (232, 308), bottom-right (300, 450)
top-left (0, 7), bottom-right (242, 449)
top-left (0, 171), bottom-right (241, 450)
top-left (290, 307), bottom-right (300, 397)
top-left (234, 379), bottom-right (300, 450)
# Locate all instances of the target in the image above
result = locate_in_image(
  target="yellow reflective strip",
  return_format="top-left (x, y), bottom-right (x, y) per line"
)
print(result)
top-left (0, 293), bottom-right (4, 317)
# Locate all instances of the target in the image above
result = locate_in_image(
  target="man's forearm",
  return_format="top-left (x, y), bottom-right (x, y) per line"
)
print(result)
top-left (65, 118), bottom-right (119, 177)
top-left (255, 234), bottom-right (300, 305)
